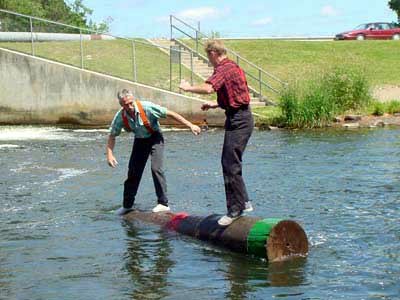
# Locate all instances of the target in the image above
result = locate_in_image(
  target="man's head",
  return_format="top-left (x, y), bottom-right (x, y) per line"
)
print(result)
top-left (204, 40), bottom-right (227, 67)
top-left (117, 89), bottom-right (134, 110)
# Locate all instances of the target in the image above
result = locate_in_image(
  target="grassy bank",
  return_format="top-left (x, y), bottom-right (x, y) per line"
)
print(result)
top-left (0, 39), bottom-right (203, 94)
top-left (1, 38), bottom-right (399, 128)
top-left (223, 40), bottom-right (400, 86)
top-left (2, 39), bottom-right (399, 87)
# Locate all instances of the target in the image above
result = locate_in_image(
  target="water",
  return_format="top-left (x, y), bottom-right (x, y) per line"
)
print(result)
top-left (0, 125), bottom-right (399, 300)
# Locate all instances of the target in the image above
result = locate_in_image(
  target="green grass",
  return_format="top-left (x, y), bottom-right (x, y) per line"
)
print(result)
top-left (252, 106), bottom-right (283, 127)
top-left (0, 39), bottom-right (204, 94)
top-left (223, 40), bottom-right (400, 86)
top-left (2, 39), bottom-right (399, 88)
top-left (1, 38), bottom-right (399, 127)
top-left (369, 100), bottom-right (400, 116)
top-left (180, 38), bottom-right (400, 102)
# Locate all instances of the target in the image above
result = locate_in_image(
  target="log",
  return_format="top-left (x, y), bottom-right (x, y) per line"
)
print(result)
top-left (123, 210), bottom-right (308, 262)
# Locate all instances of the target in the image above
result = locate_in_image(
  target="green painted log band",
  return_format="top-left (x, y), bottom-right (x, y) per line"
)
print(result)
top-left (247, 218), bottom-right (283, 257)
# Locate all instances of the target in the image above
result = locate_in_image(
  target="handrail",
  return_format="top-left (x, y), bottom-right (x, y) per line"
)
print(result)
top-left (246, 72), bottom-right (279, 93)
top-left (183, 35), bottom-right (284, 84)
top-left (171, 14), bottom-right (279, 80)
top-left (173, 39), bottom-right (208, 62)
top-left (174, 38), bottom-right (277, 96)
top-left (170, 14), bottom-right (286, 98)
top-left (0, 9), bottom-right (194, 54)
top-left (0, 8), bottom-right (207, 95)
top-left (171, 25), bottom-right (195, 40)
top-left (171, 15), bottom-right (200, 35)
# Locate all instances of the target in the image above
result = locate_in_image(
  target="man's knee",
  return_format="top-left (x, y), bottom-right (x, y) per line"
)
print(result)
top-left (222, 161), bottom-right (241, 176)
top-left (151, 164), bottom-right (164, 175)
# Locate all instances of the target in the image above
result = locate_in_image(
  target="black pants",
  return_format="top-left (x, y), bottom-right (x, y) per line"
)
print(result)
top-left (222, 107), bottom-right (254, 215)
top-left (123, 131), bottom-right (168, 209)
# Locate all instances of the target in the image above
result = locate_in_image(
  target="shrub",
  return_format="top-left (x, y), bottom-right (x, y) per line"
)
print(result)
top-left (322, 67), bottom-right (371, 111)
top-left (280, 67), bottom-right (371, 128)
top-left (387, 100), bottom-right (400, 114)
top-left (372, 102), bottom-right (385, 116)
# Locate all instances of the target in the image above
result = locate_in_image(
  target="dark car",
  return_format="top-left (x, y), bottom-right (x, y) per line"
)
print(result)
top-left (335, 22), bottom-right (400, 40)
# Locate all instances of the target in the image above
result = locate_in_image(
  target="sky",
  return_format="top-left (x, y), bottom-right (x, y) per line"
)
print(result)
top-left (81, 0), bottom-right (397, 38)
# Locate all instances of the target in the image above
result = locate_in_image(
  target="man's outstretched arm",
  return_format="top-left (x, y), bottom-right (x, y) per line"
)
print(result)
top-left (179, 80), bottom-right (215, 94)
top-left (166, 110), bottom-right (201, 135)
top-left (106, 135), bottom-right (118, 168)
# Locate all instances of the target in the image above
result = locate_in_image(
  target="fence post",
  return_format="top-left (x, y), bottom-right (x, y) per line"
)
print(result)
top-left (236, 56), bottom-right (240, 65)
top-left (169, 46), bottom-right (172, 91)
top-left (29, 17), bottom-right (34, 56)
top-left (179, 46), bottom-right (182, 93)
top-left (195, 30), bottom-right (198, 53)
top-left (190, 50), bottom-right (193, 85)
top-left (170, 15), bottom-right (173, 41)
top-left (259, 69), bottom-right (262, 99)
top-left (79, 29), bottom-right (84, 69)
top-left (132, 40), bottom-right (137, 82)
top-left (197, 22), bottom-right (200, 53)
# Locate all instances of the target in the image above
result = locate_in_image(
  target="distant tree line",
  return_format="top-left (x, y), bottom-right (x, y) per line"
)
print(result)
top-left (388, 0), bottom-right (400, 24)
top-left (0, 0), bottom-right (110, 33)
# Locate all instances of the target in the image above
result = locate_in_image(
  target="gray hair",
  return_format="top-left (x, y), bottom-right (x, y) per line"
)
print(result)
top-left (117, 89), bottom-right (133, 101)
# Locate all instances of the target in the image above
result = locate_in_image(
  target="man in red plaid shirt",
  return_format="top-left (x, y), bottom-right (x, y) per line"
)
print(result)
top-left (180, 39), bottom-right (254, 226)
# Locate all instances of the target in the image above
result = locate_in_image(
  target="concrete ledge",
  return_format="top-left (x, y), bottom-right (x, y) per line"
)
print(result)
top-left (0, 47), bottom-right (225, 126)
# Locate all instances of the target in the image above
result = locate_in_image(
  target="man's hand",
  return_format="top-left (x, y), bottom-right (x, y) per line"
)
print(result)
top-left (201, 101), bottom-right (217, 111)
top-left (107, 154), bottom-right (118, 168)
top-left (179, 80), bottom-right (191, 92)
top-left (190, 124), bottom-right (201, 135)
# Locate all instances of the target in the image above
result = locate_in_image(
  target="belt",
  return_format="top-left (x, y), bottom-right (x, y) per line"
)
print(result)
top-left (225, 104), bottom-right (249, 115)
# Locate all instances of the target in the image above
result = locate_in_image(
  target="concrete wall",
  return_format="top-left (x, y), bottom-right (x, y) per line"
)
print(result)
top-left (0, 47), bottom-right (224, 126)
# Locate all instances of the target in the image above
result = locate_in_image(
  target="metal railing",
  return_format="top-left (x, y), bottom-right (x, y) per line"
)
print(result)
top-left (0, 9), bottom-right (207, 95)
top-left (170, 15), bottom-right (287, 100)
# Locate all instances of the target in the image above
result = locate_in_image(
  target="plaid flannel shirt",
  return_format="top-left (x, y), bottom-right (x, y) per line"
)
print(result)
top-left (206, 58), bottom-right (250, 109)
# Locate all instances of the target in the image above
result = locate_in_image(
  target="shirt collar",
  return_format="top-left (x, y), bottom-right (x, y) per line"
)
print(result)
top-left (217, 57), bottom-right (231, 66)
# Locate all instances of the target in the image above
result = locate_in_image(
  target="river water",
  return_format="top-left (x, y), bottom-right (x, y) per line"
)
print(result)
top-left (0, 125), bottom-right (399, 300)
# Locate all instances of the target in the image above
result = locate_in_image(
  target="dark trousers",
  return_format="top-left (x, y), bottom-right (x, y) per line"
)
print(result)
top-left (222, 107), bottom-right (254, 215)
top-left (123, 131), bottom-right (168, 209)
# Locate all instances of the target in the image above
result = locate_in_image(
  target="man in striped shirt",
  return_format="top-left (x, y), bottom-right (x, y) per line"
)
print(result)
top-left (180, 40), bottom-right (254, 226)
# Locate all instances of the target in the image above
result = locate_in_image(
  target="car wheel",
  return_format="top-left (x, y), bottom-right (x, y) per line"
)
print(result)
top-left (356, 34), bottom-right (365, 41)
top-left (393, 34), bottom-right (400, 40)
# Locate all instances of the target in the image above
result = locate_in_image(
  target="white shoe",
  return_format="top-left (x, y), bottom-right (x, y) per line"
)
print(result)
top-left (244, 201), bottom-right (253, 212)
top-left (152, 204), bottom-right (171, 213)
top-left (217, 212), bottom-right (242, 226)
top-left (116, 207), bottom-right (133, 216)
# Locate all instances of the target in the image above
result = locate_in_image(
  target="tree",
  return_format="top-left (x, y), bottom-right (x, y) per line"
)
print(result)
top-left (0, 0), bottom-right (109, 32)
top-left (388, 0), bottom-right (400, 23)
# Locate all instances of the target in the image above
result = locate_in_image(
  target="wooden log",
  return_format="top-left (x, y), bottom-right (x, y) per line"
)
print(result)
top-left (123, 210), bottom-right (308, 262)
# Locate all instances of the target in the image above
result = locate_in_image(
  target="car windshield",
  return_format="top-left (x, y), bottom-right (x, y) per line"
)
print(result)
top-left (355, 24), bottom-right (369, 30)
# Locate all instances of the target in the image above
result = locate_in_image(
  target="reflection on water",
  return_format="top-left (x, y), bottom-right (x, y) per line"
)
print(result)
top-left (123, 222), bottom-right (174, 299)
top-left (1, 126), bottom-right (400, 299)
top-left (210, 245), bottom-right (308, 299)
top-left (123, 220), bottom-right (309, 300)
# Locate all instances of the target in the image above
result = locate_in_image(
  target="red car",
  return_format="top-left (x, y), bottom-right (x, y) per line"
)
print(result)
top-left (335, 22), bottom-right (400, 40)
